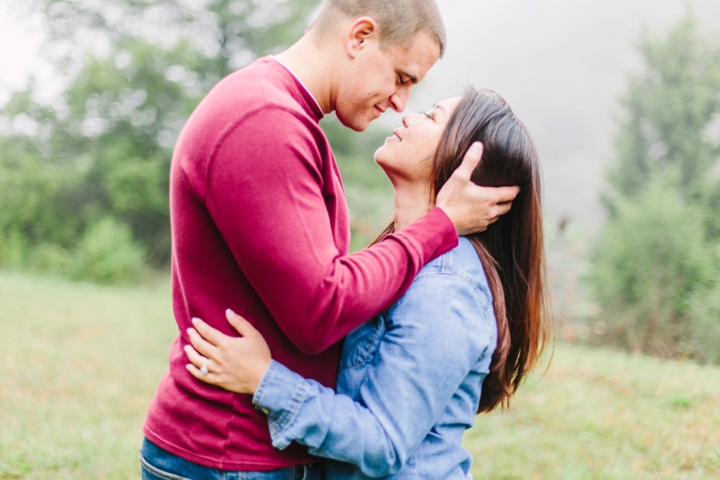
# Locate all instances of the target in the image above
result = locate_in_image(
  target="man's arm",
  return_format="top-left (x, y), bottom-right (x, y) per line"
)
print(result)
top-left (203, 107), bottom-right (513, 354)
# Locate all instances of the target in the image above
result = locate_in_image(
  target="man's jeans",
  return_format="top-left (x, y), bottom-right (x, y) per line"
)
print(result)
top-left (140, 437), bottom-right (324, 480)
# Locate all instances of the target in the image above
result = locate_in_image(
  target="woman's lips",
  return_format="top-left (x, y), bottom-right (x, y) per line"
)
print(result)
top-left (392, 129), bottom-right (402, 141)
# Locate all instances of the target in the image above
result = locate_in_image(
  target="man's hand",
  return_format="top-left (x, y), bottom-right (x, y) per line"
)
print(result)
top-left (435, 142), bottom-right (520, 235)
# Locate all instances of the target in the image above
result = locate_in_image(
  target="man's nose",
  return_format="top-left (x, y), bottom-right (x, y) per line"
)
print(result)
top-left (389, 88), bottom-right (411, 113)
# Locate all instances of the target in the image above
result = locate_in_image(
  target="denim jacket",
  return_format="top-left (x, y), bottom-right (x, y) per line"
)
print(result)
top-left (253, 237), bottom-right (498, 479)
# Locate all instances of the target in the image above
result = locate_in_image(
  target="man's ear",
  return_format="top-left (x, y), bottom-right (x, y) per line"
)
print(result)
top-left (345, 16), bottom-right (379, 59)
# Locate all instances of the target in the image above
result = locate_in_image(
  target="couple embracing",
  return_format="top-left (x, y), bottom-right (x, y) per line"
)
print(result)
top-left (141, 0), bottom-right (549, 478)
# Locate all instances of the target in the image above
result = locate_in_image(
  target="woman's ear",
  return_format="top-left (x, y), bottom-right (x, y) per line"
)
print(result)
top-left (345, 16), bottom-right (379, 59)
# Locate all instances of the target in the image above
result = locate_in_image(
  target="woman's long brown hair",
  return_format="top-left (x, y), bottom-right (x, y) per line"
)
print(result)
top-left (374, 87), bottom-right (549, 412)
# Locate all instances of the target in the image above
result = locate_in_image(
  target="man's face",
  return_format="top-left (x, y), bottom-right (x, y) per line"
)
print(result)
top-left (335, 31), bottom-right (441, 132)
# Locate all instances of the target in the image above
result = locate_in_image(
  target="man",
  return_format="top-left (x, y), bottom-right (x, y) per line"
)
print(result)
top-left (142, 0), bottom-right (519, 476)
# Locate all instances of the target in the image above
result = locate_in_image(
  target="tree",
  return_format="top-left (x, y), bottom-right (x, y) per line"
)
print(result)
top-left (591, 16), bottom-right (720, 360)
top-left (592, 175), bottom-right (715, 356)
top-left (607, 17), bottom-right (720, 205)
top-left (0, 0), bottom-right (324, 274)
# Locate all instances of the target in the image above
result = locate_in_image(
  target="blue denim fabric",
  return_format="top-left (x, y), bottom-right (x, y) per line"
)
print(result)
top-left (253, 237), bottom-right (497, 479)
top-left (139, 437), bottom-right (323, 480)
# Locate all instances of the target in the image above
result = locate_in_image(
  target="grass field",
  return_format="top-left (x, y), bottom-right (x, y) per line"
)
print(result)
top-left (0, 272), bottom-right (719, 479)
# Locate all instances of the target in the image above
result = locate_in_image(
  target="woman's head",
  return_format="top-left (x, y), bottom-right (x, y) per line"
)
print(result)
top-left (433, 88), bottom-right (547, 413)
top-left (374, 96), bottom-right (461, 188)
top-left (430, 88), bottom-right (538, 201)
top-left (374, 88), bottom-right (539, 203)
top-left (375, 87), bottom-right (548, 413)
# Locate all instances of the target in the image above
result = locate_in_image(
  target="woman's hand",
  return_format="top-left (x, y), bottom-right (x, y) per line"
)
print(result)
top-left (184, 309), bottom-right (272, 394)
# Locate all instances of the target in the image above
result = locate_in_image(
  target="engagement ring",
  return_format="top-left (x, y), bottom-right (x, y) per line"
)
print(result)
top-left (200, 357), bottom-right (209, 376)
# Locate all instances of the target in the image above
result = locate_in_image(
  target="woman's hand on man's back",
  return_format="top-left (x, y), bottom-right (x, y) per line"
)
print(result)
top-left (184, 310), bottom-right (272, 394)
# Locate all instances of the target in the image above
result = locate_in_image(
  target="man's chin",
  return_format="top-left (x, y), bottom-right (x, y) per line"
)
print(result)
top-left (352, 122), bottom-right (370, 132)
top-left (337, 114), bottom-right (370, 133)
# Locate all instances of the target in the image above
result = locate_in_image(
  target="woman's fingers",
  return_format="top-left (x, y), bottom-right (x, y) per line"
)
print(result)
top-left (185, 361), bottom-right (220, 385)
top-left (226, 309), bottom-right (258, 337)
top-left (187, 325), bottom-right (219, 359)
top-left (183, 345), bottom-right (221, 385)
top-left (182, 310), bottom-right (271, 394)
top-left (191, 316), bottom-right (229, 347)
top-left (183, 343), bottom-right (207, 369)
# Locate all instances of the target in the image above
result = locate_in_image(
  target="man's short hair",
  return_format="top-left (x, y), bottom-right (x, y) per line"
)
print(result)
top-left (312, 0), bottom-right (446, 57)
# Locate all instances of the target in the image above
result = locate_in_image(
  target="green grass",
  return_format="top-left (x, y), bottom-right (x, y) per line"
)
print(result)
top-left (0, 272), bottom-right (719, 479)
top-left (467, 347), bottom-right (720, 479)
top-left (0, 272), bottom-right (176, 479)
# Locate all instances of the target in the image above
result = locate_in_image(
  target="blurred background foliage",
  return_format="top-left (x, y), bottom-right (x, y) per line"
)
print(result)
top-left (0, 0), bottom-right (392, 282)
top-left (586, 17), bottom-right (720, 364)
top-left (0, 1), bottom-right (718, 364)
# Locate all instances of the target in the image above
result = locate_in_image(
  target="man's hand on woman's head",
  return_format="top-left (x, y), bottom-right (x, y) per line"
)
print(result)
top-left (184, 310), bottom-right (272, 395)
top-left (435, 142), bottom-right (520, 236)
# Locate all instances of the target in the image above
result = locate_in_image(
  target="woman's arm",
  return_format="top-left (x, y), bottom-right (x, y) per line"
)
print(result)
top-left (205, 125), bottom-right (513, 355)
top-left (186, 273), bottom-right (493, 477)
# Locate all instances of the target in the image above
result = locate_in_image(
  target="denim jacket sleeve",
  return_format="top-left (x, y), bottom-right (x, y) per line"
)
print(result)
top-left (253, 271), bottom-right (492, 477)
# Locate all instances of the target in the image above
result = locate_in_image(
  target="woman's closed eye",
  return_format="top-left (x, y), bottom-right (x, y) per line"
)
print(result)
top-left (420, 110), bottom-right (434, 120)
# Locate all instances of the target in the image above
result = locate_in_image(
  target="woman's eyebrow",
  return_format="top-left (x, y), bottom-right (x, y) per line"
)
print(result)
top-left (432, 103), bottom-right (446, 113)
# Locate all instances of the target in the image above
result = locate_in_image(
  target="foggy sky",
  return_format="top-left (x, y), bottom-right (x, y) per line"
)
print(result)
top-left (387, 0), bottom-right (720, 236)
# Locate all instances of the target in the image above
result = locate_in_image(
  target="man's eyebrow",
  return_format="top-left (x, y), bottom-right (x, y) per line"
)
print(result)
top-left (399, 70), bottom-right (418, 84)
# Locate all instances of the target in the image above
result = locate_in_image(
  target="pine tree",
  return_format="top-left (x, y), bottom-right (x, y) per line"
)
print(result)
top-left (592, 16), bottom-right (720, 359)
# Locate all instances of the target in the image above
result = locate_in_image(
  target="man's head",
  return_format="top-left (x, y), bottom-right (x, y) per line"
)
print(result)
top-left (310, 0), bottom-right (446, 131)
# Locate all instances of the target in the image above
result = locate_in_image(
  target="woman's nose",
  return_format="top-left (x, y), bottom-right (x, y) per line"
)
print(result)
top-left (401, 113), bottom-right (420, 127)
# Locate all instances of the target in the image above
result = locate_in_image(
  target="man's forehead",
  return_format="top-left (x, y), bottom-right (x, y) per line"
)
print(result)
top-left (389, 32), bottom-right (440, 81)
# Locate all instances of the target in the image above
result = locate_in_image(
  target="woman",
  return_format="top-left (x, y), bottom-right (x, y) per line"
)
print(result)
top-left (183, 87), bottom-right (548, 479)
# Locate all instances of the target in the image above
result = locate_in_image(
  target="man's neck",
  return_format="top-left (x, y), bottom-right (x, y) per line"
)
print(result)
top-left (275, 36), bottom-right (335, 115)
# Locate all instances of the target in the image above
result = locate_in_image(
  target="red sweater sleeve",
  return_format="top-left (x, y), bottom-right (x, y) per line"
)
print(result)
top-left (203, 106), bottom-right (457, 355)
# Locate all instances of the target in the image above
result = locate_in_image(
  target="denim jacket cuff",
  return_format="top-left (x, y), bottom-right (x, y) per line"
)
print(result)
top-left (253, 360), bottom-right (310, 450)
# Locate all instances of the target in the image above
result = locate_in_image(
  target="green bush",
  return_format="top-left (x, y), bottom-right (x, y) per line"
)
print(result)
top-left (29, 243), bottom-right (74, 276)
top-left (0, 229), bottom-right (29, 270)
top-left (0, 149), bottom-right (88, 249)
top-left (690, 280), bottom-right (720, 364)
top-left (71, 217), bottom-right (146, 284)
top-left (0, 219), bottom-right (146, 284)
top-left (589, 15), bottom-right (720, 363)
top-left (591, 175), bottom-right (716, 357)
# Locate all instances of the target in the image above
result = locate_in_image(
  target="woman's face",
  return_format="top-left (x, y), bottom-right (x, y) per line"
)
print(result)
top-left (374, 97), bottom-right (461, 186)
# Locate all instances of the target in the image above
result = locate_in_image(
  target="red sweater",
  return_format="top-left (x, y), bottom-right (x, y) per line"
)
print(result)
top-left (143, 57), bottom-right (458, 471)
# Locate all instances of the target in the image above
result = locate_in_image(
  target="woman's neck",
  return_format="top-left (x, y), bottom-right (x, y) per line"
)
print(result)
top-left (393, 183), bottom-right (433, 232)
